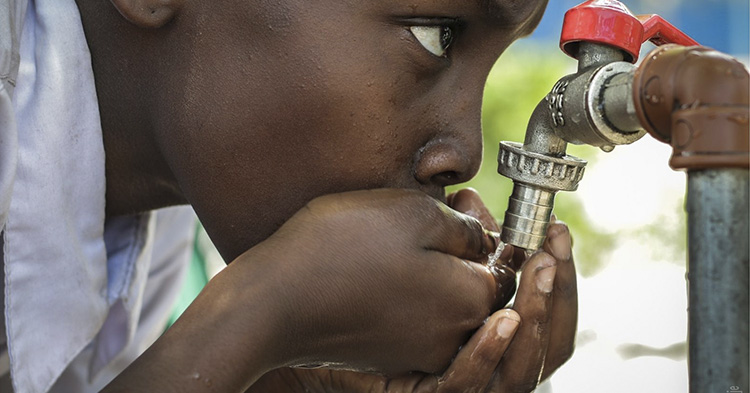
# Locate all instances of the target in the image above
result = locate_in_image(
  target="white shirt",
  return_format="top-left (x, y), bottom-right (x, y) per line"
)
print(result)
top-left (1, 1), bottom-right (195, 392)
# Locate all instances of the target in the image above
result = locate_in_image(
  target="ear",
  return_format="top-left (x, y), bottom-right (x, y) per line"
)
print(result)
top-left (109, 0), bottom-right (183, 29)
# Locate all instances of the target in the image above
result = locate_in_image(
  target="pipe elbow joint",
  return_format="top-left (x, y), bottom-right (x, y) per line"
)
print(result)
top-left (633, 45), bottom-right (750, 169)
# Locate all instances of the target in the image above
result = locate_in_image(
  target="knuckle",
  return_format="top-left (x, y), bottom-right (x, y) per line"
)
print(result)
top-left (463, 214), bottom-right (485, 237)
top-left (535, 321), bottom-right (551, 337)
top-left (458, 214), bottom-right (485, 250)
top-left (369, 379), bottom-right (387, 393)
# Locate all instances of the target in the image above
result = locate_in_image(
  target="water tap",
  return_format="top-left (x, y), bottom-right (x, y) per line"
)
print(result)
top-left (497, 0), bottom-right (699, 251)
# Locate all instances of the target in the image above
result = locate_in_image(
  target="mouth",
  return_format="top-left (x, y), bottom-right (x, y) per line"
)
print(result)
top-left (419, 185), bottom-right (448, 204)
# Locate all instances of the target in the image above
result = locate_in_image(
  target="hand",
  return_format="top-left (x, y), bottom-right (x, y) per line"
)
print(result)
top-left (247, 189), bottom-right (578, 393)
top-left (450, 189), bottom-right (578, 392)
top-left (247, 188), bottom-right (517, 375)
top-left (450, 189), bottom-right (578, 391)
top-left (104, 188), bottom-right (517, 393)
top-left (247, 308), bottom-right (521, 393)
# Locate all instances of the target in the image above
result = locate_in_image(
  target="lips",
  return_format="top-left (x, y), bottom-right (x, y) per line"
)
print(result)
top-left (422, 185), bottom-right (448, 204)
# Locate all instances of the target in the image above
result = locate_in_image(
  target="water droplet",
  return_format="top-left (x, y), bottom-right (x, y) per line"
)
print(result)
top-left (487, 242), bottom-right (506, 266)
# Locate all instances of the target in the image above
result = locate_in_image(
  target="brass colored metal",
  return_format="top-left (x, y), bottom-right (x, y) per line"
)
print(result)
top-left (633, 45), bottom-right (750, 169)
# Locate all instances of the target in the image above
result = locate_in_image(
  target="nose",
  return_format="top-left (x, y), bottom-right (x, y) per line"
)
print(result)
top-left (413, 88), bottom-right (484, 188)
top-left (414, 134), bottom-right (482, 187)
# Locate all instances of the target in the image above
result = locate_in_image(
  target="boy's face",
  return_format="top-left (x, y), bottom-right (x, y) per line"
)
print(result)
top-left (153, 0), bottom-right (547, 259)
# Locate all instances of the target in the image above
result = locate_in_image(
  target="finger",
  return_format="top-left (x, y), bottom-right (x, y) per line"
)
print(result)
top-left (489, 265), bottom-right (517, 311)
top-left (437, 310), bottom-right (521, 393)
top-left (505, 246), bottom-right (528, 272)
top-left (422, 207), bottom-right (497, 263)
top-left (487, 252), bottom-right (557, 393)
top-left (446, 191), bottom-right (458, 208)
top-left (494, 243), bottom-right (516, 267)
top-left (448, 188), bottom-right (501, 232)
top-left (540, 222), bottom-right (578, 380)
top-left (382, 373), bottom-right (439, 393)
top-left (248, 368), bottom-right (387, 393)
top-left (449, 189), bottom-right (519, 297)
top-left (436, 257), bottom-right (515, 318)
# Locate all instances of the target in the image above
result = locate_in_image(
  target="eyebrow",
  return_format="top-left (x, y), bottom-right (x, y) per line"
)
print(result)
top-left (477, 0), bottom-right (548, 35)
top-left (478, 0), bottom-right (505, 22)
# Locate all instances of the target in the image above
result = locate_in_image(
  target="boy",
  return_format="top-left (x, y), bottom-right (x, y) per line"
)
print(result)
top-left (0, 0), bottom-right (577, 391)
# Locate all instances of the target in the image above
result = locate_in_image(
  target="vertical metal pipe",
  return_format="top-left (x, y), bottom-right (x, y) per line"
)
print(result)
top-left (686, 169), bottom-right (749, 392)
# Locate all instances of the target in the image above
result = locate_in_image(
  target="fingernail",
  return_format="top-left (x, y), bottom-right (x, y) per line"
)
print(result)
top-left (548, 225), bottom-right (571, 261)
top-left (483, 230), bottom-right (499, 255)
top-left (486, 230), bottom-right (501, 240)
top-left (496, 314), bottom-right (520, 339)
top-left (536, 265), bottom-right (557, 293)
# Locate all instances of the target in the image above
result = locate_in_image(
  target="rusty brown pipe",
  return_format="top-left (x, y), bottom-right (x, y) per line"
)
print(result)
top-left (633, 44), bottom-right (750, 170)
top-left (634, 44), bottom-right (750, 392)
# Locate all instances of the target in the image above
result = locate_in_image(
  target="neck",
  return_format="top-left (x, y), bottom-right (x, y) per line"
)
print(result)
top-left (77, 0), bottom-right (187, 217)
top-left (101, 121), bottom-right (187, 217)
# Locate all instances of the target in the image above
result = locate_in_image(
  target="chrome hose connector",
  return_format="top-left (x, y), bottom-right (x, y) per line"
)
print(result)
top-left (497, 141), bottom-right (587, 250)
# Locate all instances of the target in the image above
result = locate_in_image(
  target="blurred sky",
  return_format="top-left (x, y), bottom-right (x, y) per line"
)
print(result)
top-left (509, 2), bottom-right (748, 392)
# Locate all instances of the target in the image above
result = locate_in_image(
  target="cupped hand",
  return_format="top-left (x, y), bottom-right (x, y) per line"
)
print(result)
top-left (247, 188), bottom-right (578, 393)
top-left (247, 188), bottom-right (517, 375)
top-left (450, 189), bottom-right (578, 391)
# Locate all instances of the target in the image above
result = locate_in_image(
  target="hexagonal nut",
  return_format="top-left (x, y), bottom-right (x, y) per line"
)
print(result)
top-left (497, 141), bottom-right (587, 191)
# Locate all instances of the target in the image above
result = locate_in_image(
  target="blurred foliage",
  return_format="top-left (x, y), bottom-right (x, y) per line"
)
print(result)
top-left (630, 200), bottom-right (687, 265)
top-left (448, 45), bottom-right (615, 276)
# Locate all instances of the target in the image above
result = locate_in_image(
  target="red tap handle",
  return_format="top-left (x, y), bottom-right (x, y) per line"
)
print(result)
top-left (560, 0), bottom-right (699, 63)
top-left (638, 14), bottom-right (699, 47)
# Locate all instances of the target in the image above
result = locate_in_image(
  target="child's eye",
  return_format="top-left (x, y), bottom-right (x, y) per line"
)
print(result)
top-left (409, 25), bottom-right (454, 57)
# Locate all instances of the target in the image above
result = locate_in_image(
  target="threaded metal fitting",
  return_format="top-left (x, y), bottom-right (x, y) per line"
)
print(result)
top-left (497, 142), bottom-right (586, 191)
top-left (497, 141), bottom-right (587, 250)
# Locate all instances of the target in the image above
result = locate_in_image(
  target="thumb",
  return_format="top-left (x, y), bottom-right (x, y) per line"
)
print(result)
top-left (419, 199), bottom-right (497, 262)
top-left (448, 188), bottom-right (500, 233)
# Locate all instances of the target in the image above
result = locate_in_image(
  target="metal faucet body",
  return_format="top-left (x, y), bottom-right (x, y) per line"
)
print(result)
top-left (497, 1), bottom-right (749, 390)
top-left (498, 42), bottom-right (645, 251)
top-left (497, 0), bottom-right (701, 252)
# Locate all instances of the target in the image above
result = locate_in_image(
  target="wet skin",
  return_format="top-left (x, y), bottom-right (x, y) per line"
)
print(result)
top-left (72, 0), bottom-right (577, 391)
top-left (79, 0), bottom-right (547, 260)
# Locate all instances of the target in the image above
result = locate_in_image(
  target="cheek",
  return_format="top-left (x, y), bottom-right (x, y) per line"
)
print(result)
top-left (234, 25), bottom-right (431, 190)
top-left (157, 24), bottom-right (430, 259)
